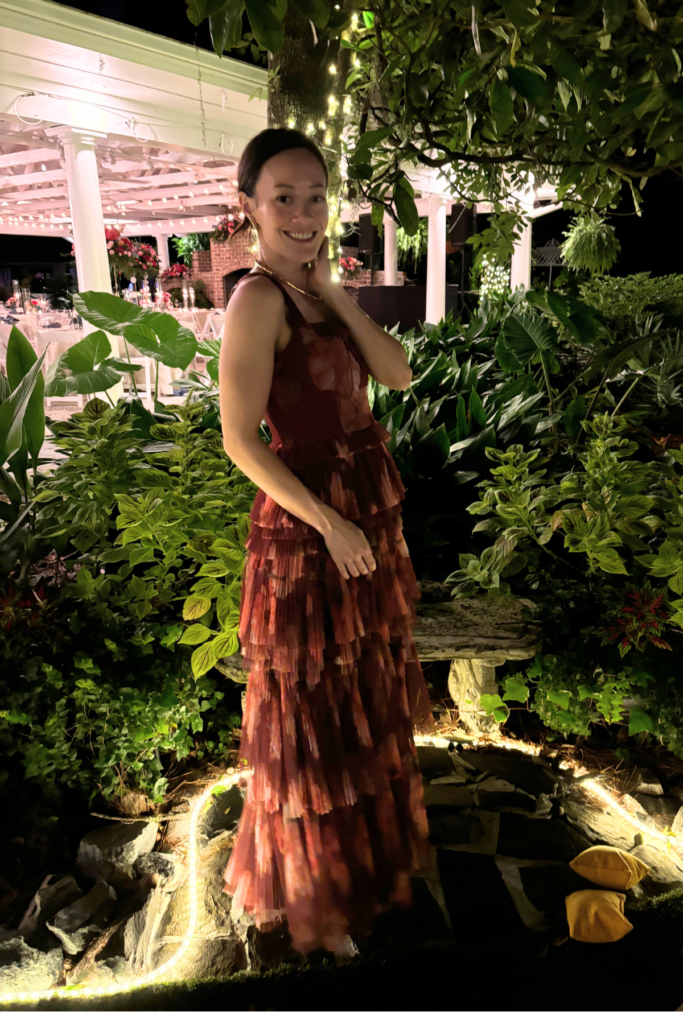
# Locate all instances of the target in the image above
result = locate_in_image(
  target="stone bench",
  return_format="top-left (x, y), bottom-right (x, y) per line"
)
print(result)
top-left (216, 580), bottom-right (541, 736)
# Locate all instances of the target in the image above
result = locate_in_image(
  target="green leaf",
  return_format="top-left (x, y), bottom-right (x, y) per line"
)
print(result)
top-left (179, 623), bottom-right (213, 645)
top-left (502, 678), bottom-right (529, 703)
top-left (469, 390), bottom-right (487, 429)
top-left (191, 640), bottom-right (219, 678)
top-left (489, 77), bottom-right (514, 134)
top-left (64, 331), bottom-right (111, 374)
top-left (245, 0), bottom-right (284, 51)
top-left (183, 595), bottom-right (213, 620)
top-left (603, 0), bottom-right (628, 31)
top-left (0, 349), bottom-right (47, 466)
top-left (394, 180), bottom-right (419, 236)
top-left (562, 395), bottom-right (586, 441)
top-left (209, 0), bottom-right (245, 53)
top-left (546, 690), bottom-right (571, 710)
top-left (186, 0), bottom-right (229, 25)
top-left (290, 0), bottom-right (330, 29)
top-left (5, 327), bottom-right (45, 462)
top-left (628, 705), bottom-right (655, 736)
top-left (74, 291), bottom-right (144, 335)
top-left (45, 366), bottom-right (122, 398)
top-left (501, 313), bottom-right (559, 364)
top-left (211, 631), bottom-right (240, 659)
top-left (501, 0), bottom-right (539, 27)
top-left (353, 126), bottom-right (395, 160)
top-left (362, 9), bottom-right (374, 28)
top-left (480, 693), bottom-right (505, 714)
top-left (196, 562), bottom-right (231, 577)
top-left (506, 66), bottom-right (549, 107)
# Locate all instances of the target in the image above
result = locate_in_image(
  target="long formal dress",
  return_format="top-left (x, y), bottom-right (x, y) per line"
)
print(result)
top-left (222, 272), bottom-right (437, 955)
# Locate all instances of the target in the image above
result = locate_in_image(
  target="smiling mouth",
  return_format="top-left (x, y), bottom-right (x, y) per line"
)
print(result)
top-left (284, 230), bottom-right (317, 242)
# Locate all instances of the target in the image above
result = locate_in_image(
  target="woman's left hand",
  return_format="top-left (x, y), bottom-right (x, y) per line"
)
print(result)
top-left (307, 235), bottom-right (338, 298)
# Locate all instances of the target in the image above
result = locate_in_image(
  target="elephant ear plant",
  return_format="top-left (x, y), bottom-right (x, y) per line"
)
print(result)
top-left (73, 290), bottom-right (198, 400)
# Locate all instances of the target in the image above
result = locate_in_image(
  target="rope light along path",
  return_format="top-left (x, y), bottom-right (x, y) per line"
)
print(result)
top-left (2, 732), bottom-right (682, 1005)
top-left (0, 768), bottom-right (252, 1006)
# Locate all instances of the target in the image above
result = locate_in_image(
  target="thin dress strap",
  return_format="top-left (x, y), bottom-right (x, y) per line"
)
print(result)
top-left (233, 270), bottom-right (307, 327)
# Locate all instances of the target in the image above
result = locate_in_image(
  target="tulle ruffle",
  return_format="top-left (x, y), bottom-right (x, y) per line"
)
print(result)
top-left (224, 425), bottom-right (437, 954)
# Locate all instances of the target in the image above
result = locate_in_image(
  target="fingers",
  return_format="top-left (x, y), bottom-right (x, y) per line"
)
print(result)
top-left (343, 553), bottom-right (376, 578)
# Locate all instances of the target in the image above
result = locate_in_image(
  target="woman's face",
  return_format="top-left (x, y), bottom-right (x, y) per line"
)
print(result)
top-left (240, 148), bottom-right (329, 267)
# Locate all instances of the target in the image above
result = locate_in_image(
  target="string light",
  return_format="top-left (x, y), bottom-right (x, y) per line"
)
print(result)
top-left (479, 254), bottom-right (510, 298)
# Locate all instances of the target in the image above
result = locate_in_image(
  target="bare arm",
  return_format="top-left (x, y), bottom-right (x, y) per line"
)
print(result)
top-left (218, 276), bottom-right (377, 580)
top-left (308, 239), bottom-right (413, 390)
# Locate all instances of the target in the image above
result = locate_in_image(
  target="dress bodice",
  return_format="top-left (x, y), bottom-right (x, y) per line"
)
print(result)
top-left (232, 272), bottom-right (379, 462)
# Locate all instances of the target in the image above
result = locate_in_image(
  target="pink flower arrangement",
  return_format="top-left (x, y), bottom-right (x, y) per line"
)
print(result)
top-left (6, 296), bottom-right (16, 306)
top-left (339, 255), bottom-right (362, 280)
top-left (30, 299), bottom-right (40, 307)
top-left (212, 213), bottom-right (243, 243)
top-left (161, 263), bottom-right (190, 280)
top-left (132, 242), bottom-right (160, 274)
top-left (162, 291), bottom-right (171, 302)
top-left (108, 236), bottom-right (134, 261)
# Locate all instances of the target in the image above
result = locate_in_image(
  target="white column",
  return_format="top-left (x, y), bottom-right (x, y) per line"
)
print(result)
top-left (383, 214), bottom-right (398, 286)
top-left (48, 126), bottom-right (121, 399)
top-left (510, 214), bottom-right (532, 291)
top-left (426, 192), bottom-right (447, 324)
top-left (155, 234), bottom-right (171, 272)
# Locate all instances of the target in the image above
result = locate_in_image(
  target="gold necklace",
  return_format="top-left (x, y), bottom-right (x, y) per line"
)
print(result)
top-left (253, 259), bottom-right (323, 303)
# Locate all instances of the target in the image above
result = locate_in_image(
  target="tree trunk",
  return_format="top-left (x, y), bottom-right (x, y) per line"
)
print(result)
top-left (267, 9), bottom-right (330, 131)
top-left (267, 8), bottom-right (351, 261)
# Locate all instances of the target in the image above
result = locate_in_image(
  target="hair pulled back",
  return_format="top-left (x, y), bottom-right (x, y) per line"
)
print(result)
top-left (230, 128), bottom-right (328, 241)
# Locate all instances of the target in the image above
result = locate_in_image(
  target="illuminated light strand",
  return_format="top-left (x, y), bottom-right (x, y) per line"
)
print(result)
top-left (414, 731), bottom-right (683, 860)
top-left (0, 768), bottom-right (252, 1007)
top-left (0, 726), bottom-right (679, 1006)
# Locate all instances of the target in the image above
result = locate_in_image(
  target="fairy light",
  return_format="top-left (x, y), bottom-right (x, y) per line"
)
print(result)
top-left (0, 769), bottom-right (252, 1006)
top-left (479, 254), bottom-right (510, 299)
top-left (329, 64), bottom-right (337, 75)
top-left (306, 122), bottom-right (315, 135)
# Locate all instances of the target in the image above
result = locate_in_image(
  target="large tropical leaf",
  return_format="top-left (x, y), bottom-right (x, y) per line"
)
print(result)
top-left (501, 314), bottom-right (559, 364)
top-left (5, 327), bottom-right (45, 462)
top-left (74, 291), bottom-right (145, 335)
top-left (64, 331), bottom-right (112, 374)
top-left (45, 366), bottom-right (122, 398)
top-left (0, 350), bottom-right (47, 466)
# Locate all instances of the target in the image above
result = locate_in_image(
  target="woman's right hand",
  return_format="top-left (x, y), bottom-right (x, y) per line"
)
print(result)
top-left (320, 510), bottom-right (377, 580)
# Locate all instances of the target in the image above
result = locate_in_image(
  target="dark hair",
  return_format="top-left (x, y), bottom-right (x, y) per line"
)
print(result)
top-left (230, 128), bottom-right (328, 241)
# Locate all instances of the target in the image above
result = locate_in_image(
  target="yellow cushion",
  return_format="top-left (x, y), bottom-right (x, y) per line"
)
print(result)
top-left (565, 889), bottom-right (633, 943)
top-left (569, 844), bottom-right (650, 890)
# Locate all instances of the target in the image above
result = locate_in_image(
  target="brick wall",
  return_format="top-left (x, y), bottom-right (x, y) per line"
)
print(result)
top-left (190, 235), bottom-right (255, 308)
top-left (189, 240), bottom-right (404, 308)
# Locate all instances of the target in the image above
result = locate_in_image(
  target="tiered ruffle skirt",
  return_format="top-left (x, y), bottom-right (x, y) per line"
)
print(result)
top-left (222, 421), bottom-right (437, 954)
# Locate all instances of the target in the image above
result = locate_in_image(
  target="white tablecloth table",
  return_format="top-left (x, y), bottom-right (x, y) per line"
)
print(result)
top-left (34, 329), bottom-right (84, 367)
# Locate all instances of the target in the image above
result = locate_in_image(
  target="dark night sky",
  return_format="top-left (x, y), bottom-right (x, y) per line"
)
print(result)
top-left (3, 0), bottom-right (682, 280)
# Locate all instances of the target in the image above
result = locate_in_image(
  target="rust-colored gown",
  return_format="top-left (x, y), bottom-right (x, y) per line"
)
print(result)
top-left (222, 272), bottom-right (437, 955)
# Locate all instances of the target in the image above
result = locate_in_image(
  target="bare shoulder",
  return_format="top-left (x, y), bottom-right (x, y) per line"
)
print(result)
top-left (226, 273), bottom-right (285, 325)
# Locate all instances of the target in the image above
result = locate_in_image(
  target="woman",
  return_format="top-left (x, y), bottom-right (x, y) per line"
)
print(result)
top-left (219, 128), bottom-right (437, 959)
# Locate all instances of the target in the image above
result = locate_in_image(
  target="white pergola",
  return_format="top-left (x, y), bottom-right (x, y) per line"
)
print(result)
top-left (0, 0), bottom-right (266, 303)
top-left (343, 175), bottom-right (561, 323)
